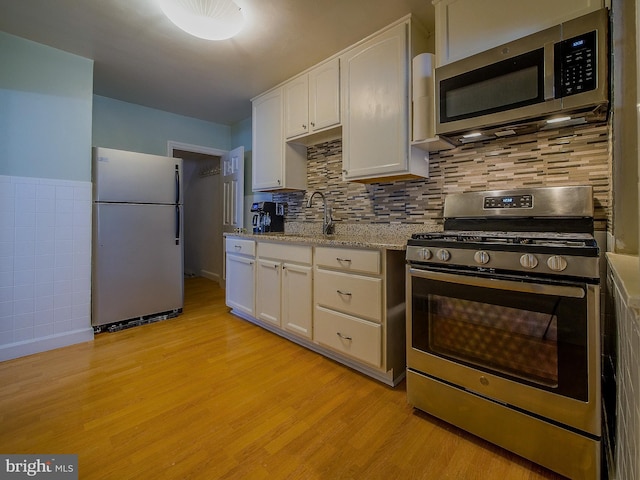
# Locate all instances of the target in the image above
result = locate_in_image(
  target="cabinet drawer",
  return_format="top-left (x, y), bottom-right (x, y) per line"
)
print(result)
top-left (258, 242), bottom-right (312, 264)
top-left (225, 238), bottom-right (255, 256)
top-left (314, 246), bottom-right (380, 274)
top-left (314, 269), bottom-right (382, 322)
top-left (314, 306), bottom-right (381, 367)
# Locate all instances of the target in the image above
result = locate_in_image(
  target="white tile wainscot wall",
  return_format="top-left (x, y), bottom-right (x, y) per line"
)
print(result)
top-left (607, 254), bottom-right (640, 480)
top-left (0, 175), bottom-right (94, 361)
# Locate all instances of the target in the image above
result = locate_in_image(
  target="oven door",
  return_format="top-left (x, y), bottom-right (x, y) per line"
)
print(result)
top-left (407, 266), bottom-right (600, 436)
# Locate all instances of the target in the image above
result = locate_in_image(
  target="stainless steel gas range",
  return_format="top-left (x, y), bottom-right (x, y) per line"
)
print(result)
top-left (406, 186), bottom-right (601, 480)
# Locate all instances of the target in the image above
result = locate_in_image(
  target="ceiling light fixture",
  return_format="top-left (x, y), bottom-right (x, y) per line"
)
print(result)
top-left (158, 0), bottom-right (245, 41)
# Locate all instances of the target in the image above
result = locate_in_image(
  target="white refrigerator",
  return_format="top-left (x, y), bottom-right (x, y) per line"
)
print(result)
top-left (91, 147), bottom-right (184, 328)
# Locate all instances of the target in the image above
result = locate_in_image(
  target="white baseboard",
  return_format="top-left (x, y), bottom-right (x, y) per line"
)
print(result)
top-left (0, 328), bottom-right (94, 362)
top-left (200, 270), bottom-right (221, 283)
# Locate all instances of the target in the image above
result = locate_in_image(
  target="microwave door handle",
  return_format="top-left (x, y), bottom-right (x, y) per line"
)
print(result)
top-left (544, 42), bottom-right (555, 101)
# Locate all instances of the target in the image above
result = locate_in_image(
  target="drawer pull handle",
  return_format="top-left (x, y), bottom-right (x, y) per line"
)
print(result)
top-left (336, 332), bottom-right (352, 341)
top-left (234, 245), bottom-right (242, 249)
top-left (336, 257), bottom-right (352, 263)
top-left (337, 290), bottom-right (352, 296)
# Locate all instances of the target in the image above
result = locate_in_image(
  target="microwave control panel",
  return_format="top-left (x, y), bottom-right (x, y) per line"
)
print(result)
top-left (555, 30), bottom-right (597, 97)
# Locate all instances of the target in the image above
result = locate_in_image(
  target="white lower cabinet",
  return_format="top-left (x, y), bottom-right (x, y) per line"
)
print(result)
top-left (314, 247), bottom-right (383, 365)
top-left (282, 262), bottom-right (312, 338)
top-left (225, 238), bottom-right (256, 317)
top-left (224, 237), bottom-right (406, 386)
top-left (256, 259), bottom-right (281, 326)
top-left (313, 246), bottom-right (406, 385)
top-left (255, 242), bottom-right (313, 338)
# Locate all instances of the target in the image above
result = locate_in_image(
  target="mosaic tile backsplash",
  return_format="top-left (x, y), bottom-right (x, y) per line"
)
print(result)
top-left (272, 123), bottom-right (611, 231)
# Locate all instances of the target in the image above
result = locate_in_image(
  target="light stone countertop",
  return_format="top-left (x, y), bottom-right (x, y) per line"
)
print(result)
top-left (224, 222), bottom-right (441, 251)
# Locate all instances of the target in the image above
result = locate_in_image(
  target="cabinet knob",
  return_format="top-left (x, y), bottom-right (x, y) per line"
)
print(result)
top-left (302, 124), bottom-right (307, 129)
top-left (310, 122), bottom-right (315, 127)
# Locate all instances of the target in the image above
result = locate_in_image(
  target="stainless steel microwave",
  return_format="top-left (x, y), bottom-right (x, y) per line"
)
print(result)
top-left (435, 9), bottom-right (609, 143)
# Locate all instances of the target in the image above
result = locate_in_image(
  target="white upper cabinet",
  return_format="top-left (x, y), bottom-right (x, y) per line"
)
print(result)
top-left (252, 88), bottom-right (283, 191)
top-left (252, 87), bottom-right (307, 192)
top-left (284, 75), bottom-right (309, 139)
top-left (252, 15), bottom-right (428, 186)
top-left (308, 58), bottom-right (341, 133)
top-left (341, 19), bottom-right (429, 182)
top-left (284, 58), bottom-right (341, 140)
top-left (434, 0), bottom-right (607, 66)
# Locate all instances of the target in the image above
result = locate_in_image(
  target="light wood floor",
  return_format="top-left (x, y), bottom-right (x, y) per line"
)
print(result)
top-left (0, 277), bottom-right (565, 479)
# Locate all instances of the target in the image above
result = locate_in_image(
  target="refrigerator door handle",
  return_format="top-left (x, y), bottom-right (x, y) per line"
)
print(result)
top-left (175, 165), bottom-right (180, 204)
top-left (175, 205), bottom-right (181, 245)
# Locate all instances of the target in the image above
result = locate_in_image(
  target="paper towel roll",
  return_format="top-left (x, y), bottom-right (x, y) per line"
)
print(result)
top-left (412, 96), bottom-right (434, 141)
top-left (412, 53), bottom-right (435, 100)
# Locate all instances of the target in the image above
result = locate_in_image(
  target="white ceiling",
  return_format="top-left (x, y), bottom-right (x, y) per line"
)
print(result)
top-left (0, 0), bottom-right (435, 126)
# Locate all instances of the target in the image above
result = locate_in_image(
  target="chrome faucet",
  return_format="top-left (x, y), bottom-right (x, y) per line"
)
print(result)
top-left (306, 191), bottom-right (334, 235)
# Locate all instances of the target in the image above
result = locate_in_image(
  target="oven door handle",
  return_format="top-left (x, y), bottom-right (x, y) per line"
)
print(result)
top-left (408, 268), bottom-right (585, 299)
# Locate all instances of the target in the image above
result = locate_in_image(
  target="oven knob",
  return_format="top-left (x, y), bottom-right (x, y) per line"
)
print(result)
top-left (547, 255), bottom-right (568, 272)
top-left (519, 253), bottom-right (538, 269)
top-left (436, 249), bottom-right (451, 262)
top-left (419, 248), bottom-right (432, 260)
top-left (473, 251), bottom-right (490, 265)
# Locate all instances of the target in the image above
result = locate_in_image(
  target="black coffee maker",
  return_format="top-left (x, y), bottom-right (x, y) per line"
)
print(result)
top-left (251, 201), bottom-right (285, 233)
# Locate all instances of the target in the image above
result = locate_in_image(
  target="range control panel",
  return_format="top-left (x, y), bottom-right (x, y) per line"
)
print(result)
top-left (483, 194), bottom-right (533, 209)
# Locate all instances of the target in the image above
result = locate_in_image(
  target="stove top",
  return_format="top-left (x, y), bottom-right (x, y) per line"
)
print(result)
top-left (410, 230), bottom-right (596, 248)
top-left (406, 186), bottom-right (600, 280)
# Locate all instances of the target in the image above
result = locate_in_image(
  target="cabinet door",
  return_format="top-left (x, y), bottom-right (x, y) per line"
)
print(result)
top-left (226, 254), bottom-right (255, 316)
top-left (256, 259), bottom-right (282, 326)
top-left (309, 58), bottom-right (340, 132)
top-left (284, 75), bottom-right (310, 139)
top-left (282, 263), bottom-right (313, 338)
top-left (341, 23), bottom-right (409, 180)
top-left (252, 88), bottom-right (284, 190)
top-left (434, 0), bottom-right (604, 66)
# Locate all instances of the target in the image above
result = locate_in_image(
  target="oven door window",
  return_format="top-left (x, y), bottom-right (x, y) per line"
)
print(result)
top-left (411, 274), bottom-right (588, 401)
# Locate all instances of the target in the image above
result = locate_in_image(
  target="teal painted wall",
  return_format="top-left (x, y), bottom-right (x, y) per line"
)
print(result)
top-left (0, 32), bottom-right (93, 181)
top-left (231, 116), bottom-right (252, 152)
top-left (92, 95), bottom-right (231, 155)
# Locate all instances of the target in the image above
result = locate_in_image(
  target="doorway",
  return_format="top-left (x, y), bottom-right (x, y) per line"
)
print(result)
top-left (167, 142), bottom-right (228, 287)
